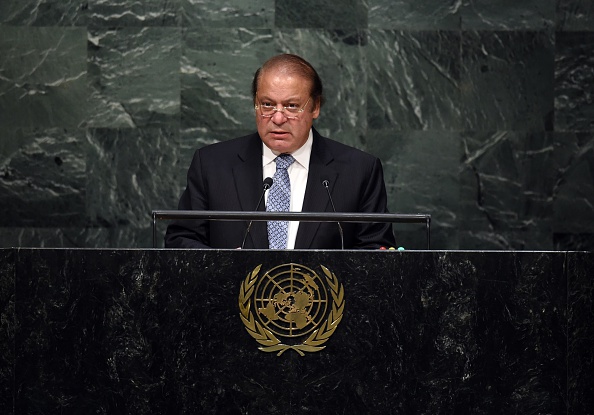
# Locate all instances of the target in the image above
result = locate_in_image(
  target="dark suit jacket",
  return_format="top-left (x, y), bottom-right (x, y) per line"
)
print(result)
top-left (164, 128), bottom-right (395, 249)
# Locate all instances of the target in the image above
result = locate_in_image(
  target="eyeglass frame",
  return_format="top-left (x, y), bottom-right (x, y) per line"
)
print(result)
top-left (254, 93), bottom-right (313, 120)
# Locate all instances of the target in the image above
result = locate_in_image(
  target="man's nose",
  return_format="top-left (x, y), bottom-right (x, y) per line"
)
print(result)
top-left (271, 109), bottom-right (287, 124)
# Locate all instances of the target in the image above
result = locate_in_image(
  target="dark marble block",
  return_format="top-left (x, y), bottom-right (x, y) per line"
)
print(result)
top-left (0, 249), bottom-right (15, 415)
top-left (0, 26), bottom-right (87, 130)
top-left (567, 251), bottom-right (594, 415)
top-left (2, 249), bottom-right (589, 414)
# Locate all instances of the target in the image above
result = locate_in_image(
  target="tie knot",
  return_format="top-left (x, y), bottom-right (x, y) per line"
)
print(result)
top-left (275, 154), bottom-right (295, 170)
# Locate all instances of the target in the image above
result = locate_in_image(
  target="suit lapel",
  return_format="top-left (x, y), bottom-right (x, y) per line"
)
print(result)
top-left (232, 134), bottom-right (268, 249)
top-left (295, 131), bottom-right (337, 249)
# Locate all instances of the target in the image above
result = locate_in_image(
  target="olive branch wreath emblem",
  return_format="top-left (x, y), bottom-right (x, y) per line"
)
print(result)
top-left (238, 264), bottom-right (345, 356)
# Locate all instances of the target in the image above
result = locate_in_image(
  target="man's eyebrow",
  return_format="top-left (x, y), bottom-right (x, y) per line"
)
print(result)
top-left (258, 95), bottom-right (302, 102)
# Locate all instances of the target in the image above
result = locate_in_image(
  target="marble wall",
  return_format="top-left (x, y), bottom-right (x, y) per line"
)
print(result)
top-left (0, 0), bottom-right (593, 250)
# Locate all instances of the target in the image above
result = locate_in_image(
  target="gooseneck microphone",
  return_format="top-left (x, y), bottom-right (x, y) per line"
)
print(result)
top-left (322, 179), bottom-right (344, 250)
top-left (240, 177), bottom-right (273, 249)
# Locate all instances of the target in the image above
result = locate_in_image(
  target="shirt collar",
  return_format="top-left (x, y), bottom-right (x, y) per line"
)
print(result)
top-left (262, 129), bottom-right (313, 170)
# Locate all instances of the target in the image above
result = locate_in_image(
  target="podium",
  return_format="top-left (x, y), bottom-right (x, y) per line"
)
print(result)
top-left (1, 248), bottom-right (592, 414)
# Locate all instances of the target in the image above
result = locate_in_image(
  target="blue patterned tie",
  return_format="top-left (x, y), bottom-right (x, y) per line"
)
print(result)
top-left (267, 154), bottom-right (295, 249)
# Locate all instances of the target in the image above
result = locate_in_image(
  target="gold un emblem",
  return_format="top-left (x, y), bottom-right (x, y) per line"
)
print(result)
top-left (239, 263), bottom-right (345, 356)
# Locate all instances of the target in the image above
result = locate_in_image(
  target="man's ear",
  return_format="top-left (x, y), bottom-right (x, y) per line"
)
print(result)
top-left (312, 99), bottom-right (321, 119)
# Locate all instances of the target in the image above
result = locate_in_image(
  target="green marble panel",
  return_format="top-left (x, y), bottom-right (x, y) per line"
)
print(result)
top-left (275, 29), bottom-right (367, 149)
top-left (0, 26), bottom-right (87, 129)
top-left (368, 130), bottom-right (460, 250)
top-left (556, 0), bottom-right (594, 31)
top-left (275, 0), bottom-right (368, 29)
top-left (85, 127), bottom-right (181, 241)
top-left (0, 0), bottom-right (87, 26)
top-left (461, 0), bottom-right (555, 30)
top-left (0, 0), bottom-right (589, 251)
top-left (181, 0), bottom-right (274, 28)
top-left (459, 131), bottom-right (563, 250)
top-left (368, 0), bottom-right (462, 30)
top-left (180, 28), bottom-right (275, 131)
top-left (86, 27), bottom-right (181, 128)
top-left (0, 228), bottom-right (95, 248)
top-left (0, 128), bottom-right (87, 228)
top-left (367, 30), bottom-right (462, 131)
top-left (552, 132), bottom-right (594, 233)
top-left (555, 32), bottom-right (594, 132)
top-left (88, 0), bottom-right (179, 26)
top-left (0, 226), bottom-right (155, 248)
top-left (461, 31), bottom-right (554, 131)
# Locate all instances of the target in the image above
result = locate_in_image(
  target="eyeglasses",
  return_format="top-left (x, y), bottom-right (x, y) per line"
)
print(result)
top-left (254, 94), bottom-right (312, 120)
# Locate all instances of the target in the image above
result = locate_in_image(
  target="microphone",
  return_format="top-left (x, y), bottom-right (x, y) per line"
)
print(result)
top-left (322, 179), bottom-right (344, 250)
top-left (241, 177), bottom-right (273, 249)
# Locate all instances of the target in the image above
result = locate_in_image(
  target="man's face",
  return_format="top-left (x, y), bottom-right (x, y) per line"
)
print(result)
top-left (255, 70), bottom-right (320, 154)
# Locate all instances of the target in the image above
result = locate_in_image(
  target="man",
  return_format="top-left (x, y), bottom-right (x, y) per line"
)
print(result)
top-left (165, 54), bottom-right (395, 249)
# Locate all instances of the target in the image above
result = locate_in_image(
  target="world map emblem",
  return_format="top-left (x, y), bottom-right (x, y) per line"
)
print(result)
top-left (239, 263), bottom-right (345, 356)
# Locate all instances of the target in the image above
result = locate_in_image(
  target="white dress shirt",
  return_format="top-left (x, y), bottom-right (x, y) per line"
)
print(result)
top-left (262, 129), bottom-right (313, 249)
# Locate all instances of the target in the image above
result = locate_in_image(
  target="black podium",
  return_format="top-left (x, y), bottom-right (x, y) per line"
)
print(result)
top-left (1, 248), bottom-right (592, 414)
